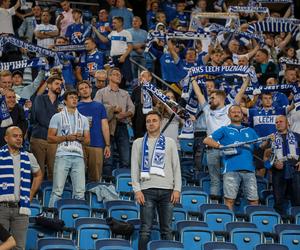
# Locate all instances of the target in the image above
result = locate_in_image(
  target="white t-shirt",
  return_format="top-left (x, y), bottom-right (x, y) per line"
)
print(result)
top-left (0, 7), bottom-right (15, 34)
top-left (203, 103), bottom-right (231, 135)
top-left (34, 23), bottom-right (58, 48)
top-left (108, 29), bottom-right (132, 56)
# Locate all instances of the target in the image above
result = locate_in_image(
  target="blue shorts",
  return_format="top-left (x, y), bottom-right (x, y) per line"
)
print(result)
top-left (223, 171), bottom-right (259, 201)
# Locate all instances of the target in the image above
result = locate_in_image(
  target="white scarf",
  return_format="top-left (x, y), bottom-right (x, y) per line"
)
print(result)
top-left (273, 131), bottom-right (299, 161)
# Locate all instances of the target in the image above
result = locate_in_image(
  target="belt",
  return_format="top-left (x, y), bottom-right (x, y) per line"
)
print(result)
top-left (0, 202), bottom-right (20, 208)
top-left (194, 131), bottom-right (207, 137)
top-left (238, 170), bottom-right (252, 173)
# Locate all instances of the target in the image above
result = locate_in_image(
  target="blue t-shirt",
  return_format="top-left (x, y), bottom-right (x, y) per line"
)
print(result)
top-left (248, 107), bottom-right (286, 137)
top-left (61, 59), bottom-right (76, 87)
top-left (177, 59), bottom-right (202, 78)
top-left (160, 53), bottom-right (185, 83)
top-left (127, 28), bottom-right (148, 57)
top-left (79, 50), bottom-right (105, 82)
top-left (94, 21), bottom-right (111, 51)
top-left (174, 12), bottom-right (189, 28)
top-left (77, 101), bottom-right (107, 148)
top-left (49, 111), bottom-right (89, 157)
top-left (211, 124), bottom-right (259, 173)
top-left (65, 23), bottom-right (91, 45)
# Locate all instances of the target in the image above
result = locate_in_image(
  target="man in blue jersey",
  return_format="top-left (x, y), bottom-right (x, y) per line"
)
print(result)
top-left (77, 80), bottom-right (111, 182)
top-left (75, 37), bottom-right (105, 84)
top-left (65, 9), bottom-right (91, 45)
top-left (93, 9), bottom-right (111, 54)
top-left (204, 105), bottom-right (264, 210)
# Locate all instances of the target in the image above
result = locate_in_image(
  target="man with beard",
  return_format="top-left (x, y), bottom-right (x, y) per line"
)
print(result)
top-left (192, 77), bottom-right (249, 199)
top-left (30, 76), bottom-right (62, 180)
top-left (203, 105), bottom-right (262, 210)
top-left (77, 80), bottom-right (111, 182)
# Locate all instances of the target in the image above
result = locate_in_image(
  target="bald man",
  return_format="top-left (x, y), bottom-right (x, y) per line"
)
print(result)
top-left (0, 126), bottom-right (42, 249)
top-left (267, 115), bottom-right (300, 216)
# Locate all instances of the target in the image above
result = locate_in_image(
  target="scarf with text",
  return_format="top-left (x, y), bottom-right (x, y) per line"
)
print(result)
top-left (0, 58), bottom-right (47, 71)
top-left (141, 133), bottom-right (166, 180)
top-left (228, 6), bottom-right (270, 14)
top-left (0, 96), bottom-right (13, 128)
top-left (273, 131), bottom-right (299, 161)
top-left (279, 57), bottom-right (300, 67)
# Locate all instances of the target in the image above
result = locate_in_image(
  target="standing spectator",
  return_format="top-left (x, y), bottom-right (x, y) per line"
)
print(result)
top-left (0, 70), bottom-right (13, 91)
top-left (0, 0), bottom-right (20, 35)
top-left (0, 224), bottom-right (16, 250)
top-left (77, 80), bottom-right (111, 182)
top-left (203, 105), bottom-right (263, 210)
top-left (0, 126), bottom-right (42, 249)
top-left (109, 0), bottom-right (133, 29)
top-left (131, 110), bottom-right (181, 250)
top-left (265, 77), bottom-right (289, 109)
top-left (48, 90), bottom-right (90, 207)
top-left (56, 0), bottom-right (74, 36)
top-left (171, 0), bottom-right (189, 30)
top-left (266, 115), bottom-right (300, 215)
top-left (146, 0), bottom-right (159, 30)
top-left (75, 37), bottom-right (105, 83)
top-left (131, 70), bottom-right (152, 138)
top-left (228, 39), bottom-right (259, 65)
top-left (93, 70), bottom-right (107, 98)
top-left (94, 16), bottom-right (133, 88)
top-left (192, 78), bottom-right (249, 198)
top-left (94, 67), bottom-right (135, 175)
top-left (30, 76), bottom-right (62, 180)
top-left (65, 9), bottom-right (91, 45)
top-left (127, 16), bottom-right (148, 79)
top-left (282, 68), bottom-right (298, 85)
top-left (0, 89), bottom-right (28, 147)
top-left (34, 10), bottom-right (59, 49)
top-left (94, 9), bottom-right (111, 55)
top-left (254, 49), bottom-right (277, 85)
top-left (18, 5), bottom-right (42, 42)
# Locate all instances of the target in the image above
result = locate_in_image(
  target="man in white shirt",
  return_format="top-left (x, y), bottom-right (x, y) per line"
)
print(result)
top-left (34, 10), bottom-right (59, 49)
top-left (0, 0), bottom-right (20, 35)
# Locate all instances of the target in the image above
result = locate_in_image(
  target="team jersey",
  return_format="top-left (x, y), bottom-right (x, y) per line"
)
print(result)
top-left (176, 59), bottom-right (203, 78)
top-left (248, 107), bottom-right (286, 137)
top-left (160, 53), bottom-right (186, 83)
top-left (94, 21), bottom-right (111, 51)
top-left (65, 23), bottom-right (91, 45)
top-left (79, 50), bottom-right (104, 82)
top-left (211, 124), bottom-right (259, 173)
top-left (174, 12), bottom-right (189, 27)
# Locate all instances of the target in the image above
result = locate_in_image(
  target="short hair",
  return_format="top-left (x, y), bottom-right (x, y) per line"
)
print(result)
top-left (77, 80), bottom-right (92, 90)
top-left (210, 90), bottom-right (226, 99)
top-left (46, 76), bottom-right (62, 85)
top-left (72, 8), bottom-right (82, 15)
top-left (5, 88), bottom-right (15, 94)
top-left (258, 48), bottom-right (269, 57)
top-left (84, 37), bottom-right (96, 44)
top-left (55, 36), bottom-right (68, 43)
top-left (63, 90), bottom-right (78, 100)
top-left (41, 9), bottom-right (51, 15)
top-left (108, 67), bottom-right (121, 77)
top-left (112, 16), bottom-right (124, 24)
top-left (228, 104), bottom-right (242, 113)
top-left (133, 16), bottom-right (141, 22)
top-left (12, 71), bottom-right (23, 78)
top-left (0, 70), bottom-right (12, 79)
top-left (261, 92), bottom-right (272, 97)
top-left (211, 48), bottom-right (223, 55)
top-left (145, 110), bottom-right (162, 120)
top-left (95, 69), bottom-right (107, 76)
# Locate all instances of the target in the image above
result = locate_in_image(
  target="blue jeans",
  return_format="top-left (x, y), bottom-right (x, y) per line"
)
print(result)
top-left (139, 188), bottom-right (174, 250)
top-left (206, 149), bottom-right (221, 196)
top-left (49, 155), bottom-right (85, 207)
top-left (103, 123), bottom-right (130, 175)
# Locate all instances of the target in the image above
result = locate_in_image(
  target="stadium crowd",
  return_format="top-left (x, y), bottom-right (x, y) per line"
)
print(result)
top-left (0, 0), bottom-right (300, 249)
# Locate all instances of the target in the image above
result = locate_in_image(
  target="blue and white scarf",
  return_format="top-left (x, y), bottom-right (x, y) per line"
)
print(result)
top-left (279, 57), bottom-right (300, 67)
top-left (0, 145), bottom-right (31, 215)
top-left (247, 18), bottom-right (299, 37)
top-left (228, 6), bottom-right (270, 14)
top-left (141, 133), bottom-right (166, 180)
top-left (273, 131), bottom-right (299, 161)
top-left (58, 107), bottom-right (84, 156)
top-left (53, 44), bottom-right (86, 52)
top-left (0, 96), bottom-right (13, 128)
top-left (0, 58), bottom-right (46, 71)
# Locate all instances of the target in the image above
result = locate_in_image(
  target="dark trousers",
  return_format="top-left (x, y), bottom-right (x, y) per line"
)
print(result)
top-left (193, 131), bottom-right (207, 173)
top-left (138, 188), bottom-right (174, 250)
top-left (112, 55), bottom-right (133, 88)
top-left (272, 169), bottom-right (300, 215)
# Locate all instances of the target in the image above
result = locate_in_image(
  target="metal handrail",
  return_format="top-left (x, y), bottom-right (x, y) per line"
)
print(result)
top-left (129, 57), bottom-right (180, 93)
top-left (38, 0), bottom-right (99, 6)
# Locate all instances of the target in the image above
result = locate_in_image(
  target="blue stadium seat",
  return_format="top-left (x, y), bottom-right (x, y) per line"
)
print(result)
top-left (147, 240), bottom-right (184, 250)
top-left (200, 204), bottom-right (235, 232)
top-left (254, 243), bottom-right (288, 250)
top-left (37, 238), bottom-right (77, 250)
top-left (105, 200), bottom-right (139, 221)
top-left (176, 221), bottom-right (212, 250)
top-left (95, 238), bottom-right (133, 250)
top-left (112, 168), bottom-right (133, 194)
top-left (289, 206), bottom-right (300, 224)
top-left (75, 218), bottom-right (110, 250)
top-left (30, 198), bottom-right (42, 216)
top-left (199, 176), bottom-right (211, 195)
top-left (180, 188), bottom-right (208, 214)
top-left (275, 224), bottom-right (300, 250)
top-left (26, 223), bottom-right (57, 250)
top-left (245, 205), bottom-right (281, 233)
top-left (128, 219), bottom-right (160, 250)
top-left (179, 139), bottom-right (194, 154)
top-left (172, 205), bottom-right (187, 231)
top-left (56, 199), bottom-right (90, 227)
top-left (203, 242), bottom-right (238, 250)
